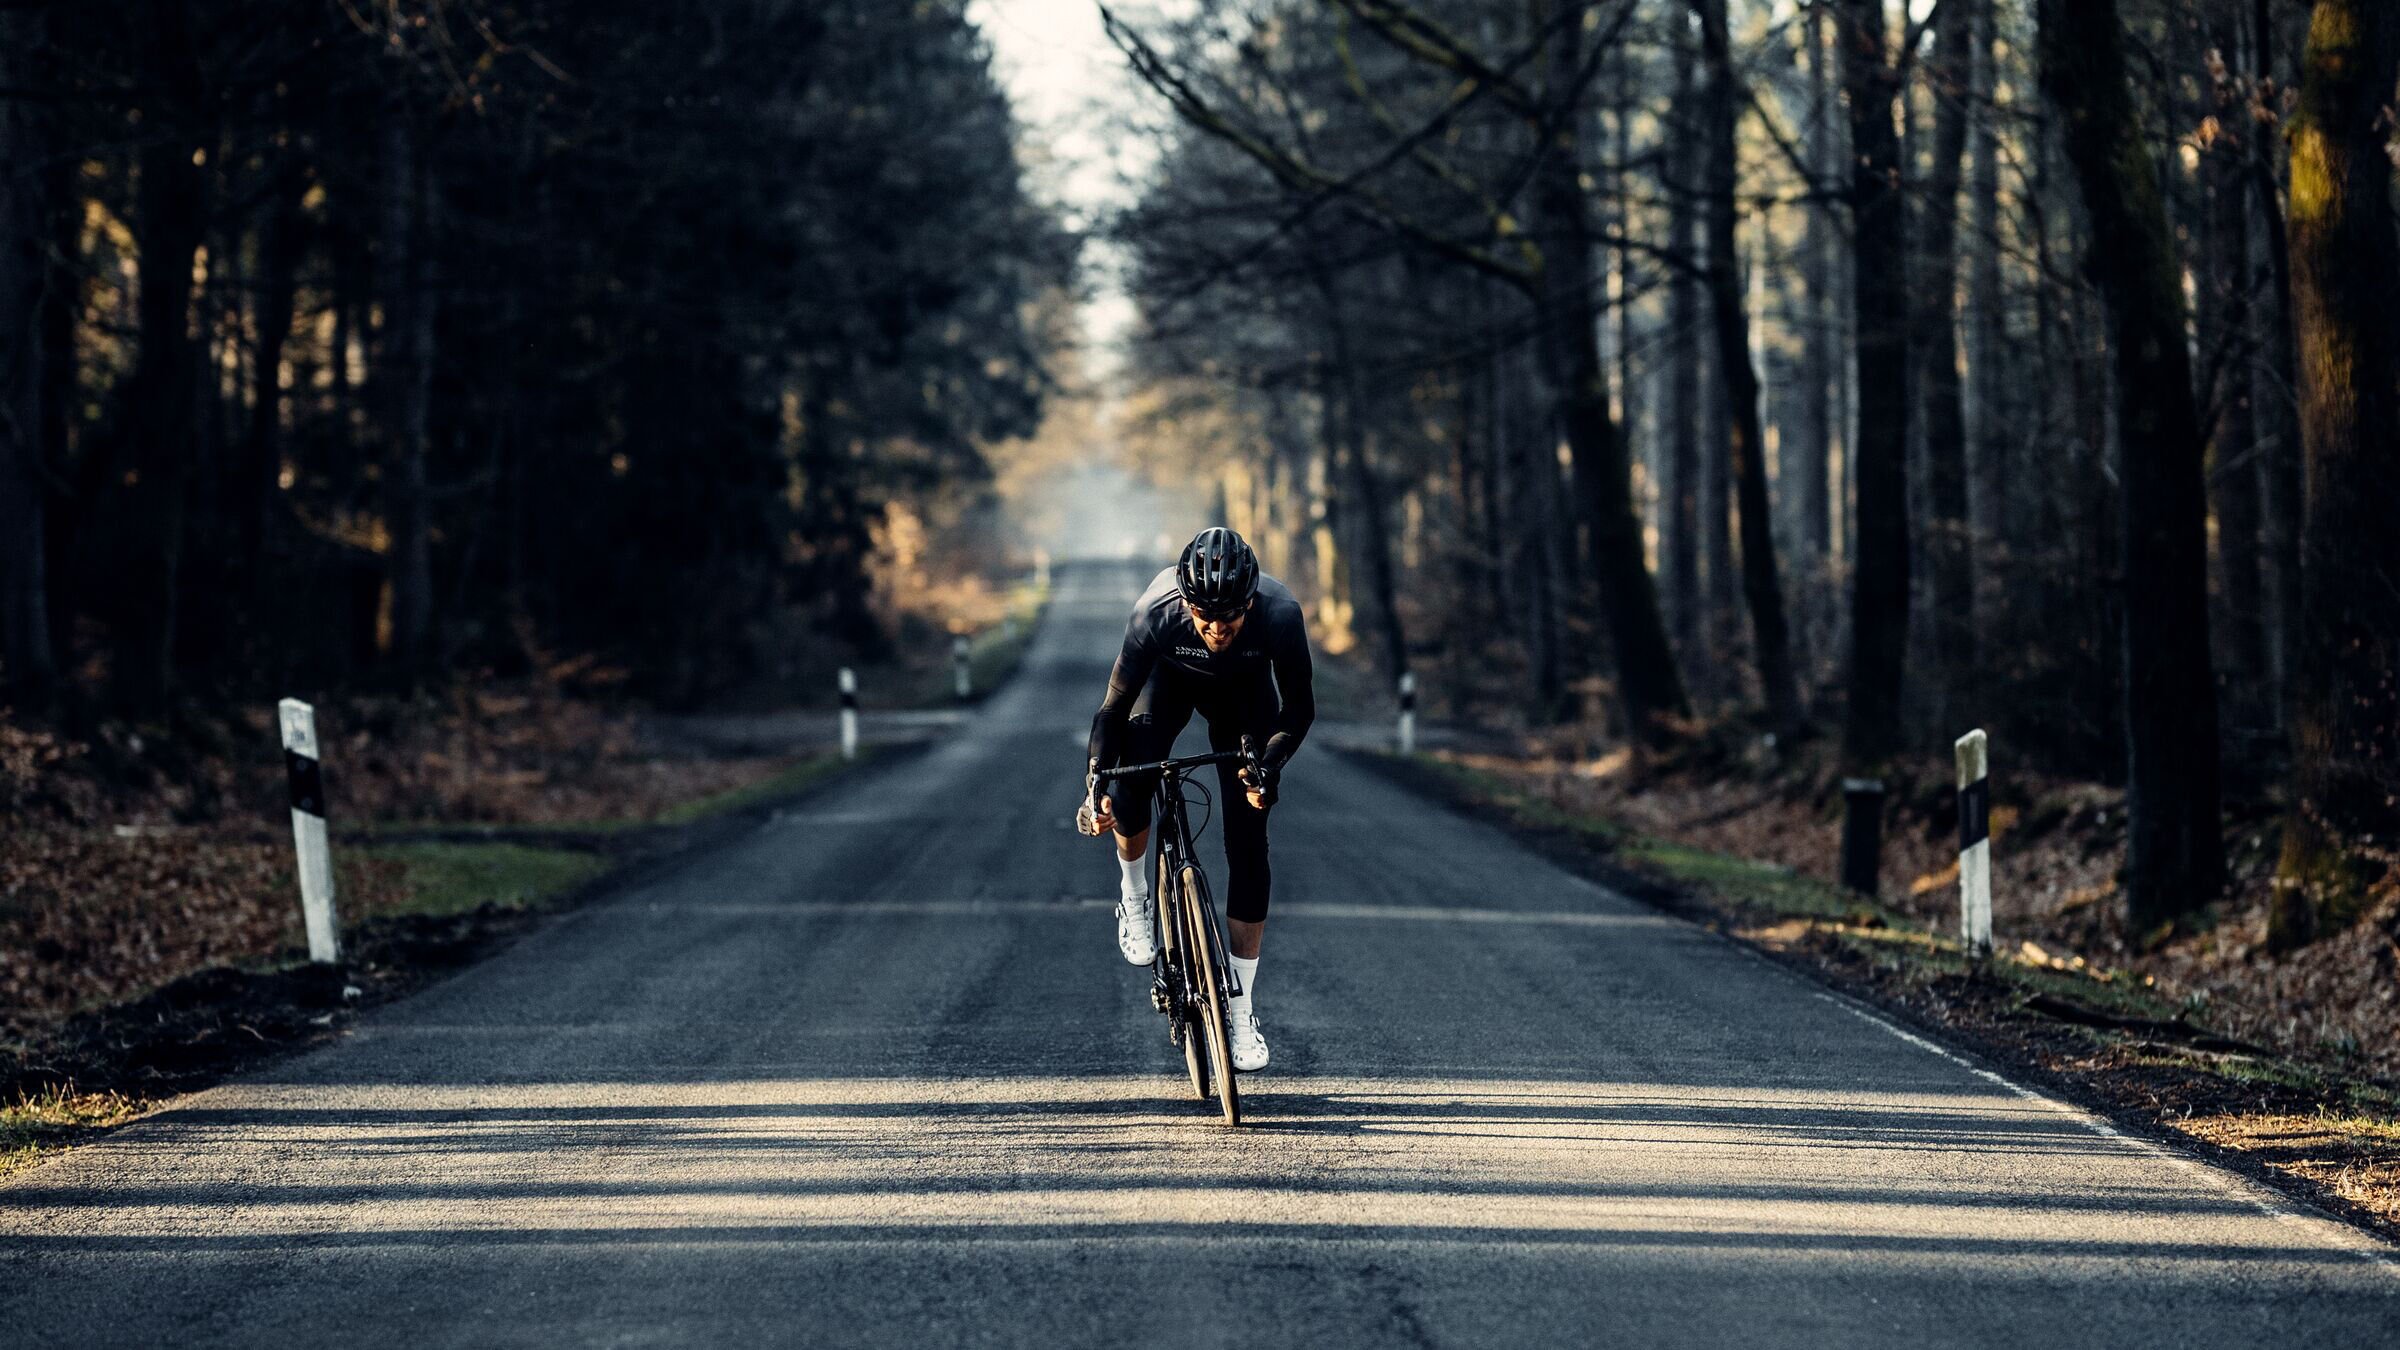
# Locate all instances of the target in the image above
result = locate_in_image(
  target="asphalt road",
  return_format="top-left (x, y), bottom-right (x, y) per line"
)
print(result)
top-left (5, 563), bottom-right (2396, 1348)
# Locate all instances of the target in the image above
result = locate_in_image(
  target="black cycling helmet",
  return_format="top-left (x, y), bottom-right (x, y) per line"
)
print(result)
top-left (1177, 527), bottom-right (1259, 621)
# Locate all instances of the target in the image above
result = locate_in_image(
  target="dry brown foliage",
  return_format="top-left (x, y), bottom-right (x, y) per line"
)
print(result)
top-left (0, 686), bottom-right (787, 1039)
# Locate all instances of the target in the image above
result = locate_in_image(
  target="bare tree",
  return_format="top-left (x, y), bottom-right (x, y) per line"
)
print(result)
top-left (1693, 0), bottom-right (1800, 737)
top-left (0, 3), bottom-right (59, 707)
top-left (1916, 0), bottom-right (1978, 729)
top-left (1833, 0), bottom-right (1911, 766)
top-left (1106, 0), bottom-right (1693, 741)
top-left (2037, 0), bottom-right (2226, 929)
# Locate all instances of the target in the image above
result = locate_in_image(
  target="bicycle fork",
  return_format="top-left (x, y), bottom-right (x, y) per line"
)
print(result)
top-left (1149, 840), bottom-right (1178, 1022)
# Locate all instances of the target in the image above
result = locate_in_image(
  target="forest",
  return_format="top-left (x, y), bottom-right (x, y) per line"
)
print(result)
top-left (0, 0), bottom-right (1071, 718)
top-left (1100, 0), bottom-right (2396, 951)
top-left (0, 3), bottom-right (2392, 998)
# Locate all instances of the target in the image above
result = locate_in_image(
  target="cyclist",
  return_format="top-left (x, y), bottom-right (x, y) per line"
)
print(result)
top-left (1084, 527), bottom-right (1314, 1072)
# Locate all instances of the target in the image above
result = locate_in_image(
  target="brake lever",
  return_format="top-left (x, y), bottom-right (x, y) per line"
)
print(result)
top-left (1077, 757), bottom-right (1101, 836)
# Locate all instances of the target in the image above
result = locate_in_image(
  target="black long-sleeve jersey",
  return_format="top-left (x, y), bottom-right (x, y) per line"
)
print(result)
top-left (1087, 566), bottom-right (1316, 774)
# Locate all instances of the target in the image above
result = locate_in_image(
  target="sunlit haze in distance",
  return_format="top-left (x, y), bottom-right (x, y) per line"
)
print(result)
top-left (969, 1), bottom-right (1186, 559)
top-left (969, 0), bottom-right (1155, 376)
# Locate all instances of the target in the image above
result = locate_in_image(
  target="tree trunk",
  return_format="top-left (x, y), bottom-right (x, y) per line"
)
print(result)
top-left (1612, 42), bottom-right (1641, 488)
top-left (795, 382), bottom-right (887, 659)
top-left (1834, 0), bottom-right (1911, 765)
top-left (245, 167), bottom-right (307, 587)
top-left (2248, 0), bottom-right (2304, 722)
top-left (1534, 1), bottom-right (1687, 741)
top-left (1496, 338), bottom-right (1566, 720)
top-left (2038, 0), bottom-right (2227, 929)
top-left (1800, 0), bottom-right (1835, 565)
top-left (35, 85), bottom-right (76, 678)
top-left (1965, 0), bottom-right (2006, 562)
top-left (381, 114), bottom-right (435, 675)
top-left (116, 64), bottom-right (208, 717)
top-left (1694, 0), bottom-right (1802, 738)
top-left (2202, 2), bottom-right (2266, 729)
top-left (1916, 0), bottom-right (1978, 732)
top-left (1315, 268), bottom-right (1409, 679)
top-left (2268, 0), bottom-right (2400, 949)
top-left (0, 5), bottom-right (58, 707)
top-left (1666, 24), bottom-right (1702, 658)
top-left (1703, 303), bottom-right (1736, 678)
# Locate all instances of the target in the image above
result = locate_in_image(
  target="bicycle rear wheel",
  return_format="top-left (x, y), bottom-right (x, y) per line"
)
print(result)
top-left (1183, 863), bottom-right (1241, 1126)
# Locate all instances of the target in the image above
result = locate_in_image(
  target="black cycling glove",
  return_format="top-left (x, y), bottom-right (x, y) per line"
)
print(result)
top-left (1241, 760), bottom-right (1279, 810)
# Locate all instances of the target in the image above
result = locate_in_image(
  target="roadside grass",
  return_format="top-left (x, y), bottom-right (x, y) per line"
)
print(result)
top-left (353, 841), bottom-right (611, 917)
top-left (654, 752), bottom-right (852, 824)
top-left (1, 1087), bottom-right (150, 1180)
top-left (1409, 755), bottom-right (1625, 847)
top-left (1622, 839), bottom-right (1890, 925)
top-left (355, 815), bottom-right (646, 839)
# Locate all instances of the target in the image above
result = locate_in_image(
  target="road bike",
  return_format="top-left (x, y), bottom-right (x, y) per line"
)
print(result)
top-left (1087, 742), bottom-right (1254, 1126)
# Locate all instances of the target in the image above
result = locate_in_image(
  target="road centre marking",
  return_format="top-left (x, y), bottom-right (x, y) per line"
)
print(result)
top-left (627, 899), bottom-right (1668, 927)
top-left (1276, 902), bottom-right (1673, 929)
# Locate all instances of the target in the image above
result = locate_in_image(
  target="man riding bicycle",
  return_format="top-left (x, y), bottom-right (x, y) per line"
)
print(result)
top-left (1085, 527), bottom-right (1314, 1072)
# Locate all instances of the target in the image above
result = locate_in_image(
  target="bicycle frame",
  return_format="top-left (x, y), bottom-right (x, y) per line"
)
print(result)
top-left (1095, 747), bottom-right (1249, 1124)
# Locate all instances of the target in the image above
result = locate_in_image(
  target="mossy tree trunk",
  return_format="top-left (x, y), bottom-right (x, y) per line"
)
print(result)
top-left (2268, 0), bottom-right (2400, 950)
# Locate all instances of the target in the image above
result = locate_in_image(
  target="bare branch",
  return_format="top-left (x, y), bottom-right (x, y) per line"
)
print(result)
top-left (1100, 5), bottom-right (1536, 291)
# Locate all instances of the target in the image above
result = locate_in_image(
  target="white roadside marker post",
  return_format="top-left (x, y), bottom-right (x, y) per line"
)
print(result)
top-left (953, 634), bottom-right (972, 701)
top-left (278, 698), bottom-right (341, 964)
top-left (838, 667), bottom-right (859, 761)
top-left (1397, 671), bottom-right (1417, 755)
top-left (1956, 729), bottom-right (1993, 956)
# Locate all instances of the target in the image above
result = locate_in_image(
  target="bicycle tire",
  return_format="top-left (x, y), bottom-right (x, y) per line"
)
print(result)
top-left (1160, 848), bottom-right (1207, 1099)
top-left (1184, 863), bottom-right (1242, 1126)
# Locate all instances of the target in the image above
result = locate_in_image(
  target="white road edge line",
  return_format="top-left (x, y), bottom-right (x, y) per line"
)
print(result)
top-left (1809, 987), bottom-right (2400, 1280)
top-left (1666, 896), bottom-right (2400, 1275)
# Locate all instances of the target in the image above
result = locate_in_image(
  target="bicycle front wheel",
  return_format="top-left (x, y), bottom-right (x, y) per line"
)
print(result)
top-left (1159, 850), bottom-right (1206, 1100)
top-left (1183, 863), bottom-right (1241, 1126)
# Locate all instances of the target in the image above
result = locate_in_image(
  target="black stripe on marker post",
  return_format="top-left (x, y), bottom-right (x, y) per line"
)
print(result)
top-left (1958, 776), bottom-right (1989, 852)
top-left (840, 687), bottom-right (858, 711)
top-left (286, 749), bottom-right (326, 819)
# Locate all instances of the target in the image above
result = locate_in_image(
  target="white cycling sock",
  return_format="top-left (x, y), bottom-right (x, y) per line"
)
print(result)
top-left (1228, 954), bottom-right (1260, 1009)
top-left (1118, 854), bottom-right (1146, 897)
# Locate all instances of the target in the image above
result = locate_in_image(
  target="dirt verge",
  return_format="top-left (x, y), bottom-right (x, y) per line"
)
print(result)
top-left (1347, 747), bottom-right (2400, 1247)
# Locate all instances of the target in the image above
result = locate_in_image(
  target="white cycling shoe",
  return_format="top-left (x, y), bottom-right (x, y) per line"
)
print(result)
top-left (1228, 1003), bottom-right (1269, 1072)
top-left (1115, 889), bottom-right (1156, 965)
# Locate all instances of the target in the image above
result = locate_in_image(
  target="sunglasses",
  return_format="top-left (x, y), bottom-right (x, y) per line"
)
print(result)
top-left (1185, 600), bottom-right (1247, 625)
